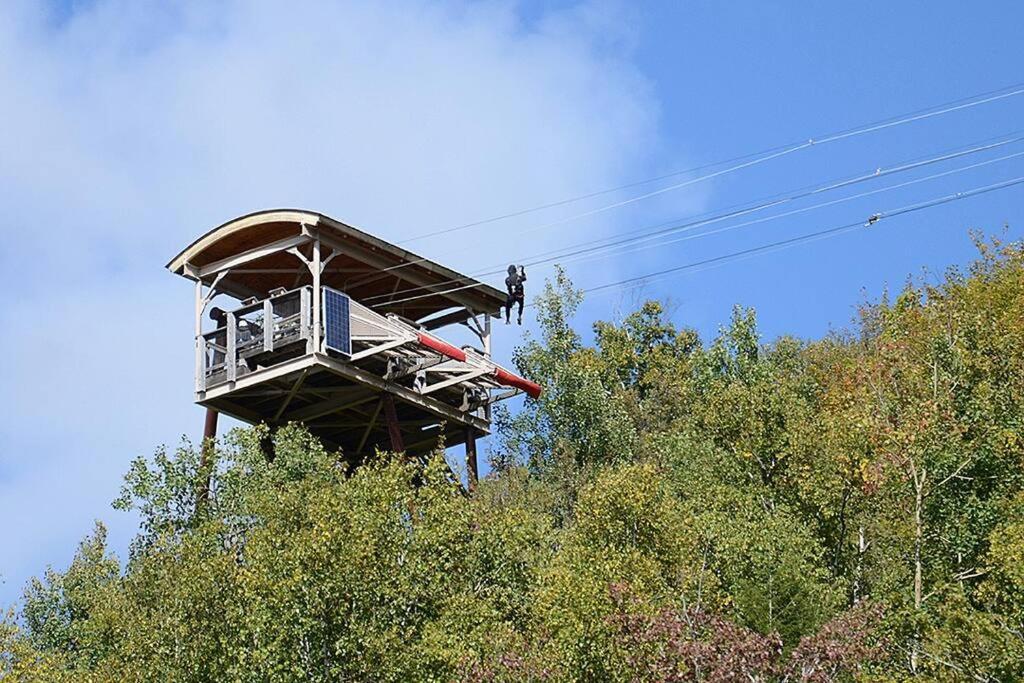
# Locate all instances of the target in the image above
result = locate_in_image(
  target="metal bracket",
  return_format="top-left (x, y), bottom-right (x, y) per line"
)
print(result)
top-left (385, 356), bottom-right (414, 380)
top-left (461, 312), bottom-right (487, 346)
top-left (413, 370), bottom-right (428, 393)
top-left (200, 270), bottom-right (231, 313)
top-left (460, 386), bottom-right (490, 412)
top-left (419, 368), bottom-right (490, 395)
top-left (320, 250), bottom-right (339, 272)
top-left (348, 338), bottom-right (412, 362)
top-left (386, 354), bottom-right (446, 381)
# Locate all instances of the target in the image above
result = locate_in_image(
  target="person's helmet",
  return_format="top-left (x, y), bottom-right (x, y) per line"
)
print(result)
top-left (508, 264), bottom-right (517, 275)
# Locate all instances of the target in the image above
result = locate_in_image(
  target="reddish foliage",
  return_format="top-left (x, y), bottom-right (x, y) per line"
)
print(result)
top-left (608, 583), bottom-right (781, 682)
top-left (607, 584), bottom-right (884, 683)
top-left (460, 586), bottom-right (883, 682)
top-left (460, 647), bottom-right (555, 683)
top-left (785, 602), bottom-right (886, 682)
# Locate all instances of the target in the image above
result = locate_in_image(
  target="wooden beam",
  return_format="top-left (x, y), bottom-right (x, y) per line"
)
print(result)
top-left (284, 388), bottom-right (376, 422)
top-left (197, 350), bottom-right (491, 435)
top-left (321, 418), bottom-right (440, 429)
top-left (272, 369), bottom-right (308, 422)
top-left (419, 369), bottom-right (490, 395)
top-left (305, 396), bottom-right (381, 424)
top-left (418, 307), bottom-right (474, 330)
top-left (198, 398), bottom-right (267, 424)
top-left (317, 233), bottom-right (491, 314)
top-left (348, 338), bottom-right (412, 362)
top-left (198, 233), bottom-right (310, 278)
top-left (314, 353), bottom-right (490, 432)
top-left (356, 399), bottom-right (385, 454)
top-left (230, 267), bottom-right (377, 274)
top-left (199, 354), bottom-right (320, 402)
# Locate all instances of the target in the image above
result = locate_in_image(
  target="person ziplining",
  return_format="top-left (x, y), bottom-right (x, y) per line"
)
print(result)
top-left (504, 264), bottom-right (526, 325)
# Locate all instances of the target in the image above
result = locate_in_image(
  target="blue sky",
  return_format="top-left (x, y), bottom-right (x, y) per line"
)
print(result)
top-left (1, 0), bottom-right (1022, 607)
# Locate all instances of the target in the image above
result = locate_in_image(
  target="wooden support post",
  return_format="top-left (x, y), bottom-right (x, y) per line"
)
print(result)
top-left (194, 279), bottom-right (204, 392)
top-left (226, 311), bottom-right (237, 382)
top-left (382, 394), bottom-right (404, 452)
top-left (263, 299), bottom-right (274, 352)
top-left (482, 313), bottom-right (491, 358)
top-left (198, 408), bottom-right (218, 508)
top-left (483, 313), bottom-right (493, 422)
top-left (301, 287), bottom-right (312, 353)
top-left (312, 234), bottom-right (322, 353)
top-left (203, 407), bottom-right (219, 441)
top-left (465, 428), bottom-right (479, 492)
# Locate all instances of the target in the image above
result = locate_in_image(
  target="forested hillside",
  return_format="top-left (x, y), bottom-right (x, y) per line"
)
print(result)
top-left (4, 236), bottom-right (1023, 682)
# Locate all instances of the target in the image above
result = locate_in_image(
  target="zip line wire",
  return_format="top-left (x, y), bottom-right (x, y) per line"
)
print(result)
top-left (375, 172), bottom-right (1024, 308)
top-left (504, 82), bottom-right (1024, 244)
top-left (365, 132), bottom-right (1024, 306)
top-left (396, 80), bottom-right (1024, 247)
top-left (524, 133), bottom-right (1024, 263)
top-left (551, 149), bottom-right (1024, 269)
top-left (465, 133), bottom-right (1024, 277)
top-left (578, 175), bottom-right (1024, 297)
top-left (353, 80), bottom-right (1024, 289)
top-left (374, 144), bottom-right (1024, 306)
top-left (368, 133), bottom-right (1024, 301)
top-left (354, 141), bottom-right (812, 285)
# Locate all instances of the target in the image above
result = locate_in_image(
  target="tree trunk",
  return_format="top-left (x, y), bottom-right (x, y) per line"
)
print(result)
top-left (911, 473), bottom-right (925, 674)
top-left (914, 477), bottom-right (924, 611)
top-left (853, 525), bottom-right (868, 603)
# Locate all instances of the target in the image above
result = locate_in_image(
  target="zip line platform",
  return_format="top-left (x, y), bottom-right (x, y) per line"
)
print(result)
top-left (167, 209), bottom-right (540, 470)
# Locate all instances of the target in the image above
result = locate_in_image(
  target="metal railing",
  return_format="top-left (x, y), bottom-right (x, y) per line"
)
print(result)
top-left (194, 287), bottom-right (520, 420)
top-left (197, 287), bottom-right (312, 390)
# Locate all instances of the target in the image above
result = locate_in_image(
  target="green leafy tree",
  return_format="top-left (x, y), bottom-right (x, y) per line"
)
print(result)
top-left (496, 267), bottom-right (637, 519)
top-left (6, 235), bottom-right (1024, 682)
top-left (20, 523), bottom-right (119, 669)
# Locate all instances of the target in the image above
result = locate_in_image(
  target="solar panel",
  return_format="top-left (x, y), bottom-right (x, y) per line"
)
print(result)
top-left (323, 287), bottom-right (351, 356)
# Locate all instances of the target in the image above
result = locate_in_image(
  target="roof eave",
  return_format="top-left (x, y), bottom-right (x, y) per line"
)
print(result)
top-left (165, 209), bottom-right (505, 310)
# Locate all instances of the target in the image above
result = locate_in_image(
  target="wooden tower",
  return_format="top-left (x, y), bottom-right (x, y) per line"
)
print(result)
top-left (167, 210), bottom-right (540, 482)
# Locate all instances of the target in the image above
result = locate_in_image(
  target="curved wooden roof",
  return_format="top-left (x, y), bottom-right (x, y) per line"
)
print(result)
top-left (167, 209), bottom-right (505, 320)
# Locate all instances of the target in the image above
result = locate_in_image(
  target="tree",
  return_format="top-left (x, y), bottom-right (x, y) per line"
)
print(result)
top-left (20, 522), bottom-right (119, 669)
top-left (6, 235), bottom-right (1024, 681)
top-left (495, 266), bottom-right (637, 519)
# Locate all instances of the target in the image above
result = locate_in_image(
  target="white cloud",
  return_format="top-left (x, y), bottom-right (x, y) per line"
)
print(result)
top-left (0, 0), bottom-right (672, 604)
